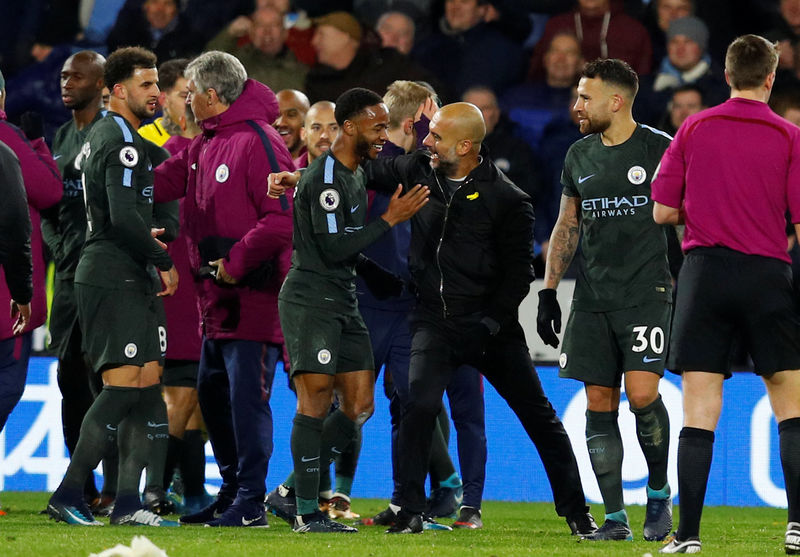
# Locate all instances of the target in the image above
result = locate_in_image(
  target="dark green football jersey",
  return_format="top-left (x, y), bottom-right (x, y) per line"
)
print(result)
top-left (74, 112), bottom-right (172, 292)
top-left (279, 151), bottom-right (390, 311)
top-left (561, 124), bottom-right (673, 311)
top-left (49, 110), bottom-right (106, 278)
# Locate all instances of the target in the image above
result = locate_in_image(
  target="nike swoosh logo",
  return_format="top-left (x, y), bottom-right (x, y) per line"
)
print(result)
top-left (578, 174), bottom-right (595, 184)
top-left (146, 421), bottom-right (169, 428)
top-left (242, 515), bottom-right (262, 526)
top-left (586, 433), bottom-right (608, 441)
top-left (106, 424), bottom-right (117, 431)
top-left (642, 356), bottom-right (662, 363)
top-left (350, 205), bottom-right (359, 213)
top-left (53, 154), bottom-right (62, 160)
top-left (331, 447), bottom-right (342, 455)
top-left (301, 455), bottom-right (319, 462)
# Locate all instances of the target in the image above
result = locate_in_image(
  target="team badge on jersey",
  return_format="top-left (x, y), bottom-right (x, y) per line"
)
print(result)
top-left (627, 165), bottom-right (647, 185)
top-left (119, 146), bottom-right (139, 168)
top-left (124, 343), bottom-right (138, 358)
top-left (319, 188), bottom-right (340, 211)
top-left (559, 353), bottom-right (568, 368)
top-left (317, 349), bottom-right (332, 365)
top-left (215, 163), bottom-right (230, 183)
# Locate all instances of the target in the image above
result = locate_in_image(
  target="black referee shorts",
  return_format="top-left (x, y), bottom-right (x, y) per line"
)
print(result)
top-left (667, 247), bottom-right (800, 376)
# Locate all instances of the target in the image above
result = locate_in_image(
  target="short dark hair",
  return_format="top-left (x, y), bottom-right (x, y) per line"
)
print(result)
top-left (334, 87), bottom-right (384, 126)
top-left (672, 83), bottom-right (706, 104)
top-left (725, 34), bottom-right (778, 91)
top-left (581, 58), bottom-right (639, 98)
top-left (158, 58), bottom-right (189, 92)
top-left (105, 46), bottom-right (157, 89)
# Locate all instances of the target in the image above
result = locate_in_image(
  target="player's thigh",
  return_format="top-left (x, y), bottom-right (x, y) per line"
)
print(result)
top-left (560, 309), bottom-right (621, 387)
top-left (610, 301), bottom-right (671, 388)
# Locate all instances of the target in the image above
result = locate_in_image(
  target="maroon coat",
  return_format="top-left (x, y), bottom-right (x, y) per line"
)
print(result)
top-left (0, 112), bottom-right (62, 340)
top-left (154, 80), bottom-right (294, 343)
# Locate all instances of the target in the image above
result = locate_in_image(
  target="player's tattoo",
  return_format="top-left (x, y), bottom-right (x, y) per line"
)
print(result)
top-left (544, 195), bottom-right (581, 289)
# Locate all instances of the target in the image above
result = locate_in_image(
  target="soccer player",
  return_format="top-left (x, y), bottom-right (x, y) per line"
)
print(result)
top-left (295, 100), bottom-right (338, 169)
top-left (277, 87), bottom-right (428, 533)
top-left (274, 88), bottom-right (310, 160)
top-left (536, 58), bottom-right (674, 542)
top-left (653, 35), bottom-right (800, 555)
top-left (47, 46), bottom-right (179, 528)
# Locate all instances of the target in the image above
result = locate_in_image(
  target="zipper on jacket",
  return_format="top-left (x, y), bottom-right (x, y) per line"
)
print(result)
top-left (433, 173), bottom-right (470, 319)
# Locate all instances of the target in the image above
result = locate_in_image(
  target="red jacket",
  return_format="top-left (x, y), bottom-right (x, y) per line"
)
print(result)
top-left (0, 112), bottom-right (62, 340)
top-left (154, 80), bottom-right (294, 343)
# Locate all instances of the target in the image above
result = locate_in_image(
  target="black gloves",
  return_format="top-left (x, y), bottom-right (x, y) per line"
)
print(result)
top-left (356, 256), bottom-right (404, 300)
top-left (537, 288), bottom-right (562, 348)
top-left (20, 112), bottom-right (44, 140)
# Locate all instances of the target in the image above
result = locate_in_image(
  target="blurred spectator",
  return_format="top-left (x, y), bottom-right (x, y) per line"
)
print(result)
top-left (501, 33), bottom-right (583, 150)
top-left (376, 10), bottom-right (416, 55)
top-left (181, 0), bottom-right (253, 43)
top-left (107, 0), bottom-right (204, 62)
top-left (207, 6), bottom-right (308, 92)
top-left (139, 58), bottom-right (189, 146)
top-left (462, 85), bottom-right (540, 201)
top-left (770, 86), bottom-right (800, 127)
top-left (412, 0), bottom-right (525, 100)
top-left (656, 83), bottom-right (706, 136)
top-left (528, 0), bottom-right (653, 80)
top-left (31, 0), bottom-right (127, 59)
top-left (294, 100), bottom-right (338, 168)
top-left (304, 11), bottom-right (436, 104)
top-left (274, 89), bottom-right (310, 160)
top-left (642, 0), bottom-right (694, 67)
top-left (635, 16), bottom-right (727, 125)
top-left (769, 0), bottom-right (800, 44)
top-left (357, 1), bottom-right (432, 40)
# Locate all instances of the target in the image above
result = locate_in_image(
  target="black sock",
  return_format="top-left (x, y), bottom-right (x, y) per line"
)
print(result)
top-left (320, 410), bottom-right (357, 473)
top-left (140, 385), bottom-right (169, 493)
top-left (101, 447), bottom-right (119, 498)
top-left (780, 418), bottom-right (800, 523)
top-left (292, 413), bottom-right (324, 516)
top-left (585, 409), bottom-right (624, 516)
top-left (676, 427), bottom-right (715, 540)
top-left (428, 407), bottom-right (455, 489)
top-left (56, 386), bottom-right (139, 501)
top-left (180, 429), bottom-right (207, 497)
top-left (163, 435), bottom-right (184, 490)
top-left (631, 395), bottom-right (670, 492)
top-left (335, 427), bottom-right (362, 495)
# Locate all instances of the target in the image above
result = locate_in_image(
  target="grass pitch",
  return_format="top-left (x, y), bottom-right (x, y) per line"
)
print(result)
top-left (0, 492), bottom-right (790, 556)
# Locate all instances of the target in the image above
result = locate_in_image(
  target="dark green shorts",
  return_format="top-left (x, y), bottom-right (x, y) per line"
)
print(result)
top-left (48, 277), bottom-right (80, 360)
top-left (163, 359), bottom-right (199, 388)
top-left (559, 301), bottom-right (672, 387)
top-left (75, 283), bottom-right (167, 373)
top-left (279, 299), bottom-right (374, 376)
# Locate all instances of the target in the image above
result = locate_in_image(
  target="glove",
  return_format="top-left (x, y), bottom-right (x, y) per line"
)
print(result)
top-left (356, 256), bottom-right (404, 300)
top-left (462, 320), bottom-right (493, 362)
top-left (20, 111), bottom-right (44, 140)
top-left (537, 288), bottom-right (562, 348)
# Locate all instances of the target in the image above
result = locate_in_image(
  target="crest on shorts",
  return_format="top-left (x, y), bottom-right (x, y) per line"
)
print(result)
top-left (124, 343), bottom-right (138, 358)
top-left (627, 165), bottom-right (647, 185)
top-left (319, 189), bottom-right (340, 211)
top-left (317, 349), bottom-right (332, 365)
top-left (559, 353), bottom-right (568, 368)
top-left (119, 146), bottom-right (138, 168)
top-left (215, 163), bottom-right (230, 183)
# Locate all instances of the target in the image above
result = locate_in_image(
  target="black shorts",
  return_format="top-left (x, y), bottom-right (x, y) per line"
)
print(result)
top-left (75, 283), bottom-right (167, 373)
top-left (163, 359), bottom-right (199, 387)
top-left (668, 247), bottom-right (800, 376)
top-left (279, 299), bottom-right (374, 376)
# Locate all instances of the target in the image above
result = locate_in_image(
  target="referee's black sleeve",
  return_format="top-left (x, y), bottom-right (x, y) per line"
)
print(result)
top-left (0, 141), bottom-right (33, 304)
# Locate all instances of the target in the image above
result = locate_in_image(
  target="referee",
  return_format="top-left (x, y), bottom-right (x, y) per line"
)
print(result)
top-left (652, 34), bottom-right (800, 555)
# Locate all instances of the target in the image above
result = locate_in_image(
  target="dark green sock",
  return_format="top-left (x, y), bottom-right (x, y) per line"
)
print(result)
top-left (335, 428), bottom-right (361, 496)
top-left (631, 394), bottom-right (670, 492)
top-left (58, 386), bottom-right (139, 496)
top-left (100, 431), bottom-right (119, 497)
top-left (140, 385), bottom-right (169, 492)
top-left (319, 410), bottom-right (357, 499)
top-left (428, 406), bottom-right (456, 488)
top-left (586, 409), bottom-right (625, 517)
top-left (180, 429), bottom-right (207, 497)
top-left (163, 435), bottom-right (183, 490)
top-left (291, 413), bottom-right (324, 515)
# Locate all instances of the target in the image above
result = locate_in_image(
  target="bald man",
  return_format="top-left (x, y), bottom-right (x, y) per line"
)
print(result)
top-left (361, 102), bottom-right (596, 534)
top-left (296, 100), bottom-right (338, 168)
top-left (274, 89), bottom-right (310, 159)
top-left (42, 50), bottom-right (118, 513)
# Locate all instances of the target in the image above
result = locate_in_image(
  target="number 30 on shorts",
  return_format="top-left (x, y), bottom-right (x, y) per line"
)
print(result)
top-left (158, 326), bottom-right (167, 353)
top-left (631, 326), bottom-right (665, 354)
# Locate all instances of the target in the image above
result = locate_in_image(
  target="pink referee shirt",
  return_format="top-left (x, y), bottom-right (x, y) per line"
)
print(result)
top-left (652, 97), bottom-right (800, 263)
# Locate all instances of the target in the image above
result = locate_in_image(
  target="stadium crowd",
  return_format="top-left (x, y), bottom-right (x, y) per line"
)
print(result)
top-left (1, 0), bottom-right (800, 553)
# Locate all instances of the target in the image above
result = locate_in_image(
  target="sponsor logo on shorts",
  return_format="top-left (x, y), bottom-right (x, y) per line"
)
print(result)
top-left (642, 356), bottom-right (661, 364)
top-left (318, 349), bottom-right (332, 365)
top-left (319, 189), bottom-right (340, 211)
top-left (215, 163), bottom-right (230, 183)
top-left (628, 165), bottom-right (647, 185)
top-left (124, 343), bottom-right (138, 358)
top-left (559, 353), bottom-right (567, 368)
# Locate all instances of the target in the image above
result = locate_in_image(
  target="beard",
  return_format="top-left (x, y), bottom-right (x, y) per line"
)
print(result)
top-left (129, 97), bottom-right (156, 121)
top-left (579, 114), bottom-right (611, 135)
